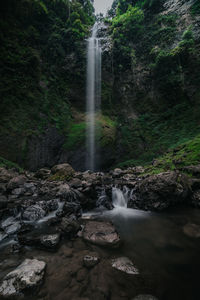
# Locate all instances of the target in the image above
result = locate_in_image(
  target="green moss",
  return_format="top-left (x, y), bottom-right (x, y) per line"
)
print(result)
top-left (0, 156), bottom-right (23, 171)
top-left (64, 122), bottom-right (86, 150)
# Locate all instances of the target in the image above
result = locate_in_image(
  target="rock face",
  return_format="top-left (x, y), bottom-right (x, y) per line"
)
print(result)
top-left (111, 257), bottom-right (139, 275)
top-left (82, 221), bottom-right (120, 248)
top-left (128, 172), bottom-right (190, 211)
top-left (0, 259), bottom-right (46, 298)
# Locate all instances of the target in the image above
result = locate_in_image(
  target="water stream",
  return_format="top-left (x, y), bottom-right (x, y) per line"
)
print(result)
top-left (86, 22), bottom-right (102, 171)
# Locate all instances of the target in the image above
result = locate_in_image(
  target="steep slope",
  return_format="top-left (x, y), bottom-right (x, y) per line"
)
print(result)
top-left (101, 0), bottom-right (200, 167)
top-left (0, 0), bottom-right (94, 170)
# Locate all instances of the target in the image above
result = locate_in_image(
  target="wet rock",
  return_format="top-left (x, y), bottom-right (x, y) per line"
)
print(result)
top-left (132, 295), bottom-right (158, 300)
top-left (35, 168), bottom-right (51, 179)
top-left (0, 231), bottom-right (8, 242)
top-left (22, 205), bottom-right (46, 221)
top-left (0, 259), bottom-right (46, 298)
top-left (63, 201), bottom-right (82, 217)
top-left (40, 234), bottom-right (60, 249)
top-left (57, 184), bottom-right (80, 201)
top-left (128, 171), bottom-right (190, 211)
top-left (5, 222), bottom-right (21, 235)
top-left (96, 192), bottom-right (113, 210)
top-left (111, 168), bottom-right (124, 178)
top-left (111, 257), bottom-right (139, 275)
top-left (59, 216), bottom-right (81, 238)
top-left (183, 223), bottom-right (200, 238)
top-left (83, 255), bottom-right (100, 268)
top-left (82, 221), bottom-right (120, 248)
top-left (7, 175), bottom-right (26, 190)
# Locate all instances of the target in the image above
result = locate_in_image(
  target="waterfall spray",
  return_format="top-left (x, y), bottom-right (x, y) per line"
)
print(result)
top-left (86, 23), bottom-right (102, 171)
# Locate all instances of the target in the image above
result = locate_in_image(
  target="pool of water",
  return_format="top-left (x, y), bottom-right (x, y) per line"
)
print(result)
top-left (94, 205), bottom-right (200, 300)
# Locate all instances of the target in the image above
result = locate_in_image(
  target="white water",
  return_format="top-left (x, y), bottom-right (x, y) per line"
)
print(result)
top-left (86, 23), bottom-right (102, 171)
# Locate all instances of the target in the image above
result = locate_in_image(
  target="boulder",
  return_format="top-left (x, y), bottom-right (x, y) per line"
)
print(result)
top-left (0, 195), bottom-right (7, 209)
top-left (7, 175), bottom-right (26, 190)
top-left (22, 205), bottom-right (46, 221)
top-left (59, 216), bottom-right (81, 237)
top-left (111, 257), bottom-right (139, 274)
top-left (35, 168), bottom-right (51, 179)
top-left (82, 221), bottom-right (120, 248)
top-left (51, 163), bottom-right (75, 178)
top-left (0, 168), bottom-right (17, 183)
top-left (40, 234), bottom-right (60, 249)
top-left (128, 171), bottom-right (190, 211)
top-left (0, 259), bottom-right (46, 298)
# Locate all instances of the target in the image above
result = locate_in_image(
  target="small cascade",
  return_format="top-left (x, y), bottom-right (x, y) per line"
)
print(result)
top-left (86, 22), bottom-right (102, 171)
top-left (112, 186), bottom-right (131, 208)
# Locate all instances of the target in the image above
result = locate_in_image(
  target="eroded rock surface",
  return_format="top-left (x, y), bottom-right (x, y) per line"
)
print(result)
top-left (82, 221), bottom-right (120, 248)
top-left (0, 259), bottom-right (46, 298)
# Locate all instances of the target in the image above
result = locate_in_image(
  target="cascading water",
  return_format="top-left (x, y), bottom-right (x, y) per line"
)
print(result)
top-left (86, 22), bottom-right (102, 171)
top-left (112, 186), bottom-right (130, 208)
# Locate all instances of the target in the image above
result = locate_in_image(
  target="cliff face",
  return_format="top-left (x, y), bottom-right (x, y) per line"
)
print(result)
top-left (0, 0), bottom-right (200, 171)
top-left (101, 0), bottom-right (200, 167)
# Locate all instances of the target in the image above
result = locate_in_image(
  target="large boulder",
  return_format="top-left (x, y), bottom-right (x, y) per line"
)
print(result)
top-left (7, 175), bottom-right (27, 190)
top-left (82, 221), bottom-right (120, 248)
top-left (51, 163), bottom-right (75, 179)
top-left (128, 171), bottom-right (191, 211)
top-left (0, 259), bottom-right (46, 298)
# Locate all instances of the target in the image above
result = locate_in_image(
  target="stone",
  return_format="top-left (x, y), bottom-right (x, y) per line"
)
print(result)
top-left (7, 175), bottom-right (26, 190)
top-left (111, 257), bottom-right (139, 275)
top-left (51, 163), bottom-right (75, 178)
top-left (183, 223), bottom-right (200, 238)
top-left (128, 171), bottom-right (190, 211)
top-left (5, 222), bottom-right (21, 235)
top-left (83, 255), bottom-right (100, 268)
top-left (132, 295), bottom-right (158, 300)
top-left (35, 168), bottom-right (51, 179)
top-left (63, 201), bottom-right (82, 217)
top-left (40, 234), bottom-right (60, 249)
top-left (0, 259), bottom-right (46, 297)
top-left (60, 216), bottom-right (81, 237)
top-left (82, 221), bottom-right (120, 248)
top-left (22, 205), bottom-right (46, 221)
top-left (0, 168), bottom-right (17, 183)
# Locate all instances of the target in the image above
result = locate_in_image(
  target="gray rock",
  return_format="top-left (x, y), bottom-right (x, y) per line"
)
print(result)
top-left (83, 221), bottom-right (120, 248)
top-left (60, 216), bottom-right (81, 237)
top-left (35, 168), bottom-right (51, 179)
top-left (5, 222), bottom-right (21, 235)
top-left (40, 234), bottom-right (60, 249)
top-left (7, 175), bottom-right (26, 190)
top-left (12, 187), bottom-right (25, 196)
top-left (0, 259), bottom-right (46, 297)
top-left (83, 255), bottom-right (100, 268)
top-left (22, 205), bottom-right (46, 221)
top-left (111, 257), bottom-right (139, 275)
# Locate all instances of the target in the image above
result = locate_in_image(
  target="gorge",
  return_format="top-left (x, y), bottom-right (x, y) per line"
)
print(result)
top-left (0, 0), bottom-right (200, 300)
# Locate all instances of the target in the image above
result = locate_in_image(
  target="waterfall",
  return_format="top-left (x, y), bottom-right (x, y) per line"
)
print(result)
top-left (86, 23), bottom-right (102, 171)
top-left (112, 186), bottom-right (130, 208)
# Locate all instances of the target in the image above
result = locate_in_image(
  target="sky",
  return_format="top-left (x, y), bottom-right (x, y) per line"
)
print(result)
top-left (93, 0), bottom-right (114, 15)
